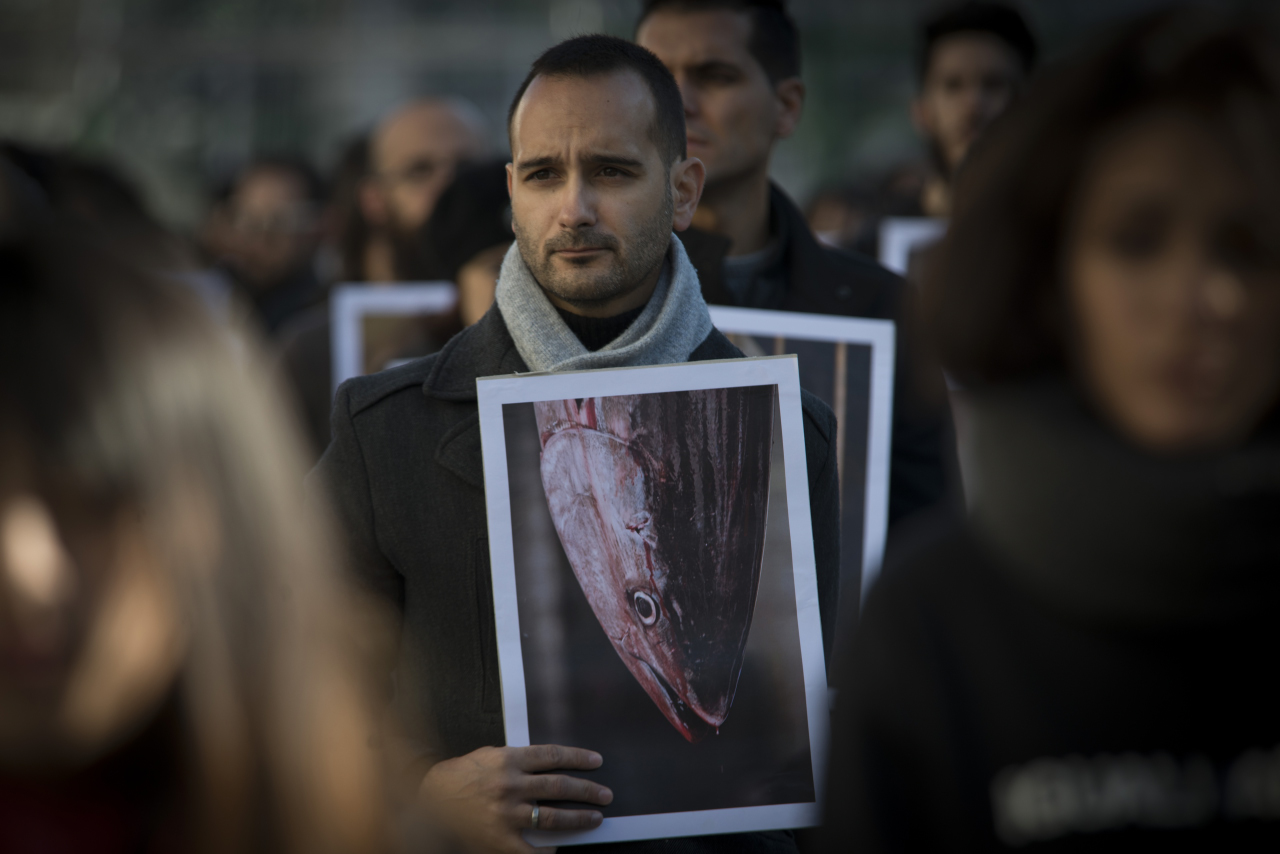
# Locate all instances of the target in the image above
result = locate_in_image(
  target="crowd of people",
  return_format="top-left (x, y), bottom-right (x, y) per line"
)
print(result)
top-left (2, 0), bottom-right (1279, 852)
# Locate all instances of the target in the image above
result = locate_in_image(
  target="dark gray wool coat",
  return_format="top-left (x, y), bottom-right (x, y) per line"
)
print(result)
top-left (308, 304), bottom-right (840, 854)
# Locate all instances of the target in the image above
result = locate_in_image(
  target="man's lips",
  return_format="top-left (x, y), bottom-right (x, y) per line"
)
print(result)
top-left (553, 247), bottom-right (607, 256)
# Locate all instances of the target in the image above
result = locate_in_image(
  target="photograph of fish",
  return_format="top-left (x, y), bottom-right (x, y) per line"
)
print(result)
top-left (502, 381), bottom-right (817, 820)
top-left (532, 388), bottom-right (775, 743)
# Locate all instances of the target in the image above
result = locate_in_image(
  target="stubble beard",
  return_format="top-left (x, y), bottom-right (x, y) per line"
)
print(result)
top-left (514, 186), bottom-right (674, 310)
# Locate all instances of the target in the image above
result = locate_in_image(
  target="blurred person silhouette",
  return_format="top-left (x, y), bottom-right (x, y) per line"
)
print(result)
top-left (0, 142), bottom-right (195, 272)
top-left (911, 1), bottom-right (1037, 218)
top-left (330, 133), bottom-right (375, 283)
top-left (821, 11), bottom-right (1280, 851)
top-left (636, 0), bottom-right (954, 602)
top-left (275, 158), bottom-right (508, 462)
top-left (420, 158), bottom-right (513, 327)
top-left (806, 182), bottom-right (876, 250)
top-left (204, 155), bottom-right (327, 335)
top-left (310, 34), bottom-right (841, 854)
top-left (273, 135), bottom-right (374, 461)
top-left (0, 186), bottom-right (399, 852)
top-left (360, 97), bottom-right (491, 282)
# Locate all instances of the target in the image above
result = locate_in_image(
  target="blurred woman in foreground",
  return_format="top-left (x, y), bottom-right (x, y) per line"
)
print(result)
top-left (0, 176), bottom-right (394, 852)
top-left (822, 12), bottom-right (1280, 851)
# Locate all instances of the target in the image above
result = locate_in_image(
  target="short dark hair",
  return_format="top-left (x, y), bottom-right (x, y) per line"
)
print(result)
top-left (924, 10), bottom-right (1280, 387)
top-left (418, 158), bottom-right (512, 282)
top-left (918, 2), bottom-right (1037, 83)
top-left (638, 0), bottom-right (801, 83)
top-left (238, 154), bottom-right (327, 206)
top-left (507, 35), bottom-right (687, 165)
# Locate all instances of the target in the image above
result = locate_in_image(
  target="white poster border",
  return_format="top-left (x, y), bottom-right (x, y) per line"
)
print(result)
top-left (477, 356), bottom-right (828, 847)
top-left (329, 282), bottom-right (457, 393)
top-left (878, 216), bottom-right (946, 276)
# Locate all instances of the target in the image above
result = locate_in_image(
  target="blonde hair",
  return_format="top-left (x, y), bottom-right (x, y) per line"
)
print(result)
top-left (0, 216), bottom-right (391, 853)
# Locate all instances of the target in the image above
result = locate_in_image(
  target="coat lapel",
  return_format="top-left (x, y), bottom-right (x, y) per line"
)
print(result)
top-left (425, 307), bottom-right (528, 488)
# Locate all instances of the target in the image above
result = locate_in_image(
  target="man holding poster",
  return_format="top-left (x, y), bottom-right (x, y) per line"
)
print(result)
top-left (309, 35), bottom-right (839, 853)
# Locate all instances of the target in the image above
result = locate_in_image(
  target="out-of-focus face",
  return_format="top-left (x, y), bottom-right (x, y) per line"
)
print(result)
top-left (364, 101), bottom-right (489, 238)
top-left (507, 70), bottom-right (704, 315)
top-left (1065, 109), bottom-right (1280, 453)
top-left (222, 168), bottom-right (320, 291)
top-left (637, 8), bottom-right (802, 190)
top-left (456, 242), bottom-right (509, 326)
top-left (913, 32), bottom-right (1024, 174)
top-left (0, 465), bottom-right (184, 769)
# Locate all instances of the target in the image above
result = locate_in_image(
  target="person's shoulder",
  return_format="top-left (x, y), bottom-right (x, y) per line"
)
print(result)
top-left (336, 308), bottom-right (520, 419)
top-left (336, 354), bottom-right (439, 418)
top-left (795, 239), bottom-right (904, 320)
top-left (799, 389), bottom-right (836, 445)
top-left (772, 185), bottom-right (904, 317)
top-left (689, 327), bottom-right (743, 361)
top-left (817, 241), bottom-right (903, 290)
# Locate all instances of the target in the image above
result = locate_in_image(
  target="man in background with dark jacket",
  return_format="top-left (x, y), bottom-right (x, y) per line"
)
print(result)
top-left (310, 35), bottom-right (838, 854)
top-left (637, 0), bottom-right (953, 606)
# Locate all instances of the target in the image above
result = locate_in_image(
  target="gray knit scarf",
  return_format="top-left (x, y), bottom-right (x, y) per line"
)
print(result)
top-left (494, 235), bottom-right (714, 373)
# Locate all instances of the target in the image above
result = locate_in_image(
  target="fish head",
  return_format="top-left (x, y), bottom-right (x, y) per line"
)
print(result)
top-left (534, 390), bottom-right (774, 743)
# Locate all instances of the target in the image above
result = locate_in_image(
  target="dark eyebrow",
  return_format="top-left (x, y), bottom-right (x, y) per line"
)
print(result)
top-left (690, 59), bottom-right (743, 76)
top-left (581, 154), bottom-right (645, 170)
top-left (515, 155), bottom-right (559, 172)
top-left (516, 154), bottom-right (645, 171)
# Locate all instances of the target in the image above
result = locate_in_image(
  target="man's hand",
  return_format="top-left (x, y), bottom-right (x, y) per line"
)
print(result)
top-left (419, 744), bottom-right (613, 854)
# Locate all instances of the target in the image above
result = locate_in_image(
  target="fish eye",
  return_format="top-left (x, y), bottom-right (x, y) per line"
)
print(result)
top-left (632, 590), bottom-right (659, 626)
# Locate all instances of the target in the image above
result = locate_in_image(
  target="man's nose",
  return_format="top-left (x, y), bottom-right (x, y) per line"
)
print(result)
top-left (676, 75), bottom-right (699, 118)
top-left (557, 173), bottom-right (598, 230)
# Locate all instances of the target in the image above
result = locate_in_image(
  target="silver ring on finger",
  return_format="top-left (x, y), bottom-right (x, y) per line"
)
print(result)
top-left (530, 804), bottom-right (540, 830)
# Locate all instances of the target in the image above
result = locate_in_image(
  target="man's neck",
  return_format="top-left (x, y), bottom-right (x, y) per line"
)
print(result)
top-left (690, 166), bottom-right (772, 257)
top-left (363, 236), bottom-right (398, 283)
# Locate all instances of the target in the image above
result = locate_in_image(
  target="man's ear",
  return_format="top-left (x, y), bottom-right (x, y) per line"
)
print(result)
top-left (359, 178), bottom-right (388, 228)
top-left (505, 162), bottom-right (515, 199)
top-left (774, 77), bottom-right (806, 140)
top-left (671, 156), bottom-right (706, 232)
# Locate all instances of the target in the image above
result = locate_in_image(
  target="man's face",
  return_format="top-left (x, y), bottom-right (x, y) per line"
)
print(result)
top-left (507, 71), bottom-right (678, 309)
top-left (222, 168), bottom-right (318, 291)
top-left (637, 9), bottom-right (800, 189)
top-left (365, 102), bottom-right (487, 236)
top-left (913, 32), bottom-right (1024, 174)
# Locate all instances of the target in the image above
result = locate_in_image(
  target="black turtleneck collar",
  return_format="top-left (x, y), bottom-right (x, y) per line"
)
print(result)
top-left (555, 304), bottom-right (646, 352)
top-left (969, 379), bottom-right (1280, 627)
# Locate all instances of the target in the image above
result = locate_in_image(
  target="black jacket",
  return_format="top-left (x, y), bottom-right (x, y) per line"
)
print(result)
top-left (677, 185), bottom-right (953, 542)
top-left (820, 384), bottom-right (1280, 852)
top-left (309, 305), bottom-right (841, 854)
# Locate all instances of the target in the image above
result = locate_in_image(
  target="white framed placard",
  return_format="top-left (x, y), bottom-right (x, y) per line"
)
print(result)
top-left (330, 282), bottom-right (457, 393)
top-left (707, 306), bottom-right (894, 601)
top-left (478, 356), bottom-right (828, 847)
top-left (878, 216), bottom-right (946, 277)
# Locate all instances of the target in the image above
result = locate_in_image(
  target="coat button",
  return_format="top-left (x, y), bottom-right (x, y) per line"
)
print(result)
top-left (836, 285), bottom-right (852, 299)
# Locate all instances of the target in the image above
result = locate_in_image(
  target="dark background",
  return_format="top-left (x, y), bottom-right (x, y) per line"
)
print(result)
top-left (3, 0), bottom-right (1263, 230)
top-left (503, 394), bottom-right (815, 819)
